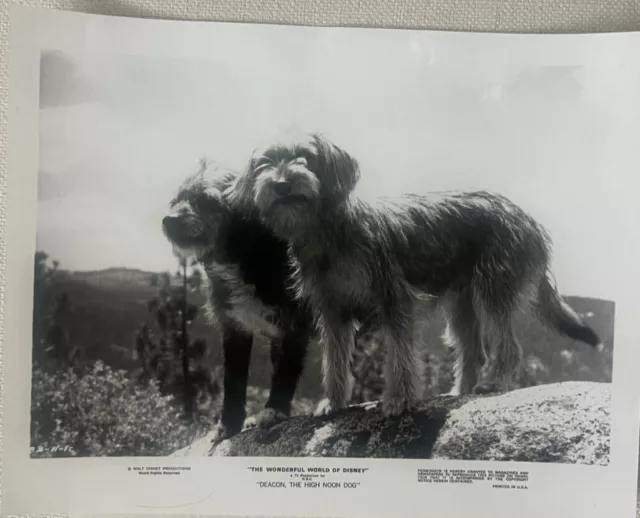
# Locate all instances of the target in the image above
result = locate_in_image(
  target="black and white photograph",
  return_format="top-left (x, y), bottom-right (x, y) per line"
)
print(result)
top-left (4, 6), bottom-right (640, 518)
top-left (31, 30), bottom-right (615, 464)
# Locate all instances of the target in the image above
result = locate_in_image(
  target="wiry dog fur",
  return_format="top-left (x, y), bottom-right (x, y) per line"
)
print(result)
top-left (162, 158), bottom-right (315, 442)
top-left (228, 133), bottom-right (603, 417)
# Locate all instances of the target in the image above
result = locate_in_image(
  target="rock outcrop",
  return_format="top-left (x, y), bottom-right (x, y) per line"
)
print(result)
top-left (173, 381), bottom-right (610, 466)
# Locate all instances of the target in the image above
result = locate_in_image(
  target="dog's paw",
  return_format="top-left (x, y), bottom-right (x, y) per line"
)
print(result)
top-left (242, 416), bottom-right (258, 430)
top-left (313, 398), bottom-right (343, 417)
top-left (255, 408), bottom-right (288, 428)
top-left (473, 382), bottom-right (504, 395)
top-left (382, 394), bottom-right (416, 417)
top-left (210, 423), bottom-right (238, 445)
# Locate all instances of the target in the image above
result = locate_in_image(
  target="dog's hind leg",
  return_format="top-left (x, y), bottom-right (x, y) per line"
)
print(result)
top-left (444, 288), bottom-right (487, 396)
top-left (313, 312), bottom-right (357, 417)
top-left (472, 285), bottom-right (523, 395)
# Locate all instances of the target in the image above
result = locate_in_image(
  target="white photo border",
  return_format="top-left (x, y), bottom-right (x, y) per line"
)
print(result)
top-left (3, 5), bottom-right (640, 517)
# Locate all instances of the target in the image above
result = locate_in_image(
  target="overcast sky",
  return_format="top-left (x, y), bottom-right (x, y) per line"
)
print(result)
top-left (37, 29), bottom-right (626, 297)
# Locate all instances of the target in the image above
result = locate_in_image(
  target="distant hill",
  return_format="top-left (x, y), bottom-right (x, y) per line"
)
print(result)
top-left (37, 266), bottom-right (325, 397)
top-left (62, 267), bottom-right (183, 289)
top-left (44, 267), bottom-right (208, 364)
top-left (36, 266), bottom-right (614, 401)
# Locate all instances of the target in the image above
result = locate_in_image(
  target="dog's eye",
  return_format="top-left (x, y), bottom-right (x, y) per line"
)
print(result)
top-left (253, 160), bottom-right (272, 174)
top-left (196, 197), bottom-right (222, 216)
top-left (290, 157), bottom-right (308, 166)
top-left (186, 224), bottom-right (202, 238)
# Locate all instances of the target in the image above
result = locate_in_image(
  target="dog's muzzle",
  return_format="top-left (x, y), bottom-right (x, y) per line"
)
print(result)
top-left (268, 180), bottom-right (310, 207)
top-left (271, 180), bottom-right (292, 197)
top-left (162, 215), bottom-right (203, 239)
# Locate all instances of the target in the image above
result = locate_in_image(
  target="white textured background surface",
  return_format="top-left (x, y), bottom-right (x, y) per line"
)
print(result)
top-left (2, 0), bottom-right (640, 517)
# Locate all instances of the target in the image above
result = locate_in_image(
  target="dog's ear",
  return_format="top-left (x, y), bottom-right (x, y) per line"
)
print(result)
top-left (311, 134), bottom-right (361, 203)
top-left (197, 156), bottom-right (209, 176)
top-left (224, 151), bottom-right (261, 214)
top-left (203, 185), bottom-right (224, 203)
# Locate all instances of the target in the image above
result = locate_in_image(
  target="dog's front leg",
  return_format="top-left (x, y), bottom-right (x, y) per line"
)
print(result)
top-left (211, 323), bottom-right (253, 444)
top-left (313, 312), bottom-right (356, 417)
top-left (381, 303), bottom-right (424, 417)
top-left (256, 326), bottom-right (312, 428)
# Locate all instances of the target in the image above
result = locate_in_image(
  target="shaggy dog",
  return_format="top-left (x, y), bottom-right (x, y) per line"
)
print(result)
top-left (227, 133), bottom-right (602, 417)
top-left (162, 158), bottom-right (315, 441)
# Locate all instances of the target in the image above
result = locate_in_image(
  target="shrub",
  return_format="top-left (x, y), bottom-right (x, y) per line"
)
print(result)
top-left (135, 260), bottom-right (218, 422)
top-left (30, 361), bottom-right (205, 457)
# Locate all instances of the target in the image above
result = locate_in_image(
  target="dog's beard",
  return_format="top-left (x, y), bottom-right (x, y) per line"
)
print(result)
top-left (170, 242), bottom-right (208, 262)
top-left (264, 205), bottom-right (314, 241)
top-left (250, 168), bottom-right (321, 240)
top-left (163, 227), bottom-right (210, 262)
top-left (253, 187), bottom-right (317, 242)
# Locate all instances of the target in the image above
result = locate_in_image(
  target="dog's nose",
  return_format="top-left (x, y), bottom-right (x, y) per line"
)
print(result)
top-left (272, 180), bottom-right (292, 197)
top-left (162, 215), bottom-right (180, 233)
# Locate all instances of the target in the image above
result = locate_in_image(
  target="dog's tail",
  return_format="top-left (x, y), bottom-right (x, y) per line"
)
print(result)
top-left (533, 272), bottom-right (604, 352)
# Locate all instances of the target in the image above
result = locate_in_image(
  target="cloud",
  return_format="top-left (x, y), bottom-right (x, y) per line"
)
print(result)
top-left (39, 51), bottom-right (98, 109)
top-left (35, 42), bottom-right (615, 296)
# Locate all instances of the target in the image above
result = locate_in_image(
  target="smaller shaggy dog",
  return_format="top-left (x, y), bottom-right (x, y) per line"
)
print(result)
top-left (162, 159), bottom-right (315, 441)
